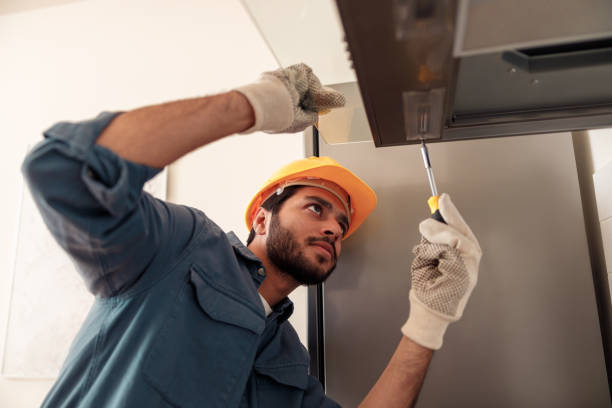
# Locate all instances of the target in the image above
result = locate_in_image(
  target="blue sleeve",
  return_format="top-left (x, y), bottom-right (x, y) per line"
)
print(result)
top-left (21, 112), bottom-right (196, 298)
top-left (303, 376), bottom-right (342, 407)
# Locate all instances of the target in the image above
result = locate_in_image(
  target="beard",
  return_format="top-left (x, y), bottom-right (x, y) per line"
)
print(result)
top-left (266, 213), bottom-right (337, 285)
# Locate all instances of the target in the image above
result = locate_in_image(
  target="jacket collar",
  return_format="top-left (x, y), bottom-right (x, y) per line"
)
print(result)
top-left (226, 232), bottom-right (294, 323)
top-left (227, 231), bottom-right (261, 264)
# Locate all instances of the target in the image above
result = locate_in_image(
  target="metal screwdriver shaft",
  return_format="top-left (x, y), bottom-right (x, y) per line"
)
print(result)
top-left (420, 141), bottom-right (438, 197)
top-left (420, 140), bottom-right (445, 224)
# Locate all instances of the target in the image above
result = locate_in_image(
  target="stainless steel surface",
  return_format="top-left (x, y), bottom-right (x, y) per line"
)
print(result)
top-left (319, 133), bottom-right (610, 407)
top-left (500, 39), bottom-right (612, 74)
top-left (453, 53), bottom-right (612, 116)
top-left (403, 89), bottom-right (447, 141)
top-left (445, 108), bottom-right (612, 140)
top-left (455, 0), bottom-right (612, 57)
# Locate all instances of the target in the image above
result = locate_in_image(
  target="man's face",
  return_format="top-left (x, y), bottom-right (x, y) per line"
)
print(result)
top-left (265, 187), bottom-right (349, 285)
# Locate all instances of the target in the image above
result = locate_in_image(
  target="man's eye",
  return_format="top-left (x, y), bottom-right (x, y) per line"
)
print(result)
top-left (307, 204), bottom-right (322, 215)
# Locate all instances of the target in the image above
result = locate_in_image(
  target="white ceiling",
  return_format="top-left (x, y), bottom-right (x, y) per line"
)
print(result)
top-left (243, 0), bottom-right (356, 84)
top-left (0, 0), bottom-right (81, 16)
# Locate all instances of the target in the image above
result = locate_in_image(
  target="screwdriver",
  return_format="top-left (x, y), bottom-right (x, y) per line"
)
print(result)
top-left (420, 140), bottom-right (446, 224)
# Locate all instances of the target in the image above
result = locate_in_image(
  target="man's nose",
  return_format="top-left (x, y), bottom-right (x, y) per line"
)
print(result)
top-left (321, 221), bottom-right (342, 240)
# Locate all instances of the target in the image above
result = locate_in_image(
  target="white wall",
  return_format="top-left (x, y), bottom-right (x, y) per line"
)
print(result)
top-left (589, 130), bottom-right (612, 173)
top-left (0, 1), bottom-right (307, 406)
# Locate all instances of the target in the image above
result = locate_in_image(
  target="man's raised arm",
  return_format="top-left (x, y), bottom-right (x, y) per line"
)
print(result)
top-left (360, 194), bottom-right (482, 407)
top-left (359, 337), bottom-right (433, 408)
top-left (97, 63), bottom-right (345, 167)
top-left (97, 91), bottom-right (254, 168)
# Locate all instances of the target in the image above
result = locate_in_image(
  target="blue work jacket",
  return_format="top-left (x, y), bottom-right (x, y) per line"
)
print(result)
top-left (22, 112), bottom-right (341, 408)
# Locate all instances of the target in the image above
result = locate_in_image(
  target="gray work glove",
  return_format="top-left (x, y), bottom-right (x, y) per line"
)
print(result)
top-left (235, 63), bottom-right (345, 134)
top-left (401, 194), bottom-right (482, 350)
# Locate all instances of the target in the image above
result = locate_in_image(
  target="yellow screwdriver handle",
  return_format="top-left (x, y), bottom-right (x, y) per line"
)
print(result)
top-left (427, 195), bottom-right (446, 224)
top-left (427, 195), bottom-right (439, 214)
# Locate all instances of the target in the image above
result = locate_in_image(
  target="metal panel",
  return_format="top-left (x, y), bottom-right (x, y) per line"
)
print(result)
top-left (455, 0), bottom-right (612, 56)
top-left (319, 133), bottom-right (610, 407)
top-left (453, 53), bottom-right (612, 116)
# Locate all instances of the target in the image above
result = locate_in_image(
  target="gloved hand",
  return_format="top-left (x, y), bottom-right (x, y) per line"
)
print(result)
top-left (235, 63), bottom-right (345, 134)
top-left (401, 193), bottom-right (482, 350)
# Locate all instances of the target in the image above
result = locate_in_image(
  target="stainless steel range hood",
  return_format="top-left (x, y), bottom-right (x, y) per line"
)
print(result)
top-left (336, 0), bottom-right (612, 146)
top-left (243, 0), bottom-right (612, 146)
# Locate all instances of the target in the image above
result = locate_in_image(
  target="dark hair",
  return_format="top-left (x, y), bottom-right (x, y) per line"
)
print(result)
top-left (246, 185), bottom-right (302, 246)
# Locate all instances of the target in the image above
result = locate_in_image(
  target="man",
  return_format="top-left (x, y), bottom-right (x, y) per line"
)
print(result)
top-left (23, 64), bottom-right (481, 407)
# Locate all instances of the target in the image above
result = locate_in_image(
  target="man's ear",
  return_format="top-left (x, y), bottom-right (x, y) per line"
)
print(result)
top-left (252, 207), bottom-right (269, 236)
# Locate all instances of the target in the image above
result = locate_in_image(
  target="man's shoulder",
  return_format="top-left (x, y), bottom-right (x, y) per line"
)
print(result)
top-left (157, 200), bottom-right (227, 242)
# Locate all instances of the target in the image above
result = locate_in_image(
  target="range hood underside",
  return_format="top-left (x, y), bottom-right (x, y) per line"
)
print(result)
top-left (335, 0), bottom-right (612, 146)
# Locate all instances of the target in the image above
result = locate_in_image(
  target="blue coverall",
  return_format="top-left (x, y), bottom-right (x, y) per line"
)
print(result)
top-left (22, 112), bottom-right (341, 407)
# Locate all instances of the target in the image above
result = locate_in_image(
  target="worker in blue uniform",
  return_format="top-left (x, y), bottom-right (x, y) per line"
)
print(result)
top-left (23, 63), bottom-right (482, 407)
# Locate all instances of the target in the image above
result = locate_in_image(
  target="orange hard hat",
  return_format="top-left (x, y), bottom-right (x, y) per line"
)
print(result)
top-left (245, 156), bottom-right (377, 239)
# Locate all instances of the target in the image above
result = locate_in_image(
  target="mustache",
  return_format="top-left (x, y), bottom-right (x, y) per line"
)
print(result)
top-left (307, 237), bottom-right (337, 260)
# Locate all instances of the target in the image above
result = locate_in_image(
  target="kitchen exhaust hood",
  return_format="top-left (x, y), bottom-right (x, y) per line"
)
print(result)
top-left (242, 0), bottom-right (612, 146)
